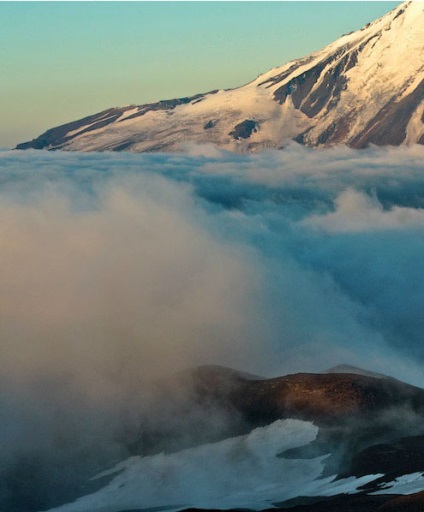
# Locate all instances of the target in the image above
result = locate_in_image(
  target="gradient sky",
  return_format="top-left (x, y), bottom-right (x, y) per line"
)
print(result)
top-left (1, 1), bottom-right (399, 148)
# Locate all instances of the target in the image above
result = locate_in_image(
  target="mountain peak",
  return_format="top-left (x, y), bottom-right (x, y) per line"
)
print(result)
top-left (17, 2), bottom-right (424, 153)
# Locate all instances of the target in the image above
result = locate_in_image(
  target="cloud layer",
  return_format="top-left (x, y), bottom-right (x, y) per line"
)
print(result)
top-left (2, 144), bottom-right (424, 384)
top-left (1, 143), bottom-right (424, 511)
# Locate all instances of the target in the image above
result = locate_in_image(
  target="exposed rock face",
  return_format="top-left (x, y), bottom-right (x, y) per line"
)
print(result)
top-left (17, 2), bottom-right (424, 153)
top-left (229, 120), bottom-right (259, 140)
top-left (185, 366), bottom-right (424, 427)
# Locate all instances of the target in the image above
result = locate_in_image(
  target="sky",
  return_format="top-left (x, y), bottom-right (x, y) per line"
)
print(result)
top-left (0, 1), bottom-right (399, 148)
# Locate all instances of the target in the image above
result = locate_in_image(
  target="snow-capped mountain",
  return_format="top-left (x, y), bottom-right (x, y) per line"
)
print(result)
top-left (17, 1), bottom-right (424, 152)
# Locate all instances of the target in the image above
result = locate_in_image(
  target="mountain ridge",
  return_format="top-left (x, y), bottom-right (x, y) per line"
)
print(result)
top-left (31, 365), bottom-right (424, 512)
top-left (17, 1), bottom-right (424, 152)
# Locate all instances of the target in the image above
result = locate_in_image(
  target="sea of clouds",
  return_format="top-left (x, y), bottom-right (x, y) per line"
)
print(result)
top-left (1, 143), bottom-right (424, 511)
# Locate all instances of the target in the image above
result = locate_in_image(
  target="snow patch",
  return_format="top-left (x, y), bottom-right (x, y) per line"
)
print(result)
top-left (43, 419), bottom-right (382, 512)
top-left (372, 472), bottom-right (424, 496)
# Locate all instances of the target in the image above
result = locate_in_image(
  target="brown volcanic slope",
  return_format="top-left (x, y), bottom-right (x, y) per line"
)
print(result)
top-left (33, 365), bottom-right (424, 512)
top-left (103, 366), bottom-right (424, 512)
top-left (173, 367), bottom-right (424, 512)
top-left (186, 365), bottom-right (424, 427)
top-left (135, 366), bottom-right (424, 474)
top-left (175, 366), bottom-right (424, 512)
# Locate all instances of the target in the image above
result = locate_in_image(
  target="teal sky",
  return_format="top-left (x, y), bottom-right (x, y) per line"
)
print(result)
top-left (1, 1), bottom-right (399, 148)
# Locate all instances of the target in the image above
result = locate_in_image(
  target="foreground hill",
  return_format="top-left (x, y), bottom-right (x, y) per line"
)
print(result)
top-left (17, 1), bottom-right (424, 153)
top-left (36, 365), bottom-right (424, 512)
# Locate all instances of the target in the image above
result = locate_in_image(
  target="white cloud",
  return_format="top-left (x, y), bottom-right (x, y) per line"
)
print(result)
top-left (2, 144), bottom-right (424, 511)
top-left (303, 188), bottom-right (424, 232)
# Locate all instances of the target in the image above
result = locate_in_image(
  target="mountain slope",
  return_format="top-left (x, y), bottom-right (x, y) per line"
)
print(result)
top-left (17, 1), bottom-right (424, 153)
top-left (35, 365), bottom-right (424, 512)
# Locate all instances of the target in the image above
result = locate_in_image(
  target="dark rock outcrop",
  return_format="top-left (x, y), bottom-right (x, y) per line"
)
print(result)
top-left (186, 367), bottom-right (424, 427)
top-left (229, 120), bottom-right (259, 140)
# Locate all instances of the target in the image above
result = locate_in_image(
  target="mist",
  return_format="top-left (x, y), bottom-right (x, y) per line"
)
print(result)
top-left (1, 143), bottom-right (424, 511)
